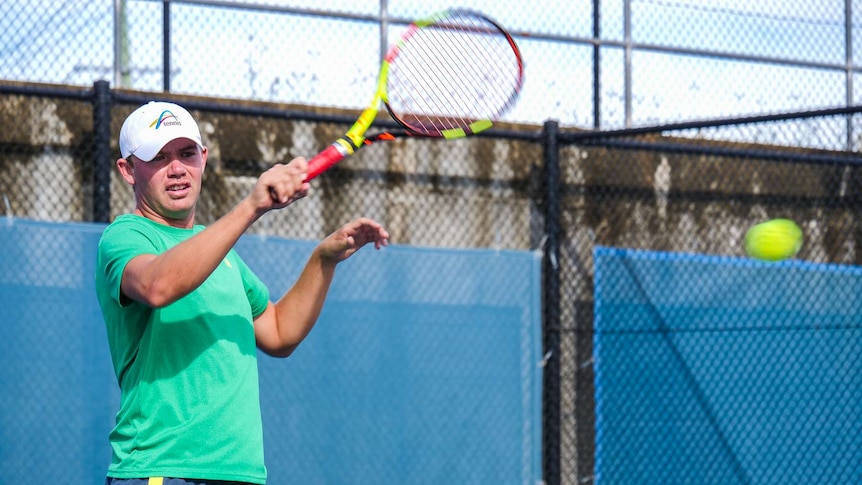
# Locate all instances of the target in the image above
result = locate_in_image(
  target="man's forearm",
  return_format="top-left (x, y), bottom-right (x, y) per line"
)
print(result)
top-left (124, 198), bottom-right (262, 307)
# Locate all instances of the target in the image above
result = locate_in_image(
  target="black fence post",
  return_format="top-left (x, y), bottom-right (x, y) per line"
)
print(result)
top-left (93, 80), bottom-right (112, 223)
top-left (542, 119), bottom-right (562, 485)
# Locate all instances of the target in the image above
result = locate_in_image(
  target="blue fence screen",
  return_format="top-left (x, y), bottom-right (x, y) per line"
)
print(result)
top-left (593, 246), bottom-right (862, 484)
top-left (0, 219), bottom-right (542, 485)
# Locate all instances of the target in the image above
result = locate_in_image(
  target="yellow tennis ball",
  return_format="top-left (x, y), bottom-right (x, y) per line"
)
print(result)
top-left (744, 218), bottom-right (803, 262)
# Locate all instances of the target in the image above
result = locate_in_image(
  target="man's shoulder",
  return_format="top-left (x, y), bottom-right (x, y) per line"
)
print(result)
top-left (103, 214), bottom-right (180, 237)
top-left (107, 214), bottom-right (153, 228)
top-left (99, 214), bottom-right (167, 249)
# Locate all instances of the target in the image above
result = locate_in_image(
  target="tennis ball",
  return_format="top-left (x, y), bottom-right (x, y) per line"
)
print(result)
top-left (744, 218), bottom-right (803, 262)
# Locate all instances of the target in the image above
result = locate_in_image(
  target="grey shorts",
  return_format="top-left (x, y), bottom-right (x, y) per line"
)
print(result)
top-left (105, 478), bottom-right (255, 485)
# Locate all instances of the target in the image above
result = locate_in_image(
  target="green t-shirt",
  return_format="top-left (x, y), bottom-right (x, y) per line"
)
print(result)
top-left (95, 214), bottom-right (270, 483)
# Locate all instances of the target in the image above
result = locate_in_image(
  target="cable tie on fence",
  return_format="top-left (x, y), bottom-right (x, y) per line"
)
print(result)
top-left (538, 350), bottom-right (553, 367)
top-left (3, 194), bottom-right (11, 226)
top-left (579, 357), bottom-right (595, 369)
top-left (537, 234), bottom-right (548, 252)
top-left (536, 234), bottom-right (559, 269)
top-left (259, 212), bottom-right (269, 242)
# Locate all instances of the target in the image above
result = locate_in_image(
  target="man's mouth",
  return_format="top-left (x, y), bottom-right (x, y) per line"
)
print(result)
top-left (167, 183), bottom-right (191, 193)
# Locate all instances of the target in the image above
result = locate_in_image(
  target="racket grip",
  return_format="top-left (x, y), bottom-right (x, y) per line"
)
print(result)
top-left (306, 144), bottom-right (347, 181)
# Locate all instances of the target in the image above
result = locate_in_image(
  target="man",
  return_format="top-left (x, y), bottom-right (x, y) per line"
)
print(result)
top-left (95, 101), bottom-right (389, 485)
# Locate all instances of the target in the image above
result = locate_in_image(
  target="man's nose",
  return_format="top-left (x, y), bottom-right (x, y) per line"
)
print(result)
top-left (167, 158), bottom-right (186, 174)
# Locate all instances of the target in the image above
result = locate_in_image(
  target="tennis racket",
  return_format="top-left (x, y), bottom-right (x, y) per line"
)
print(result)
top-left (305, 9), bottom-right (524, 181)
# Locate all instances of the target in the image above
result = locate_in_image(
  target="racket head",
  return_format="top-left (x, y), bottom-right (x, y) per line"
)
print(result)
top-left (382, 9), bottom-right (524, 139)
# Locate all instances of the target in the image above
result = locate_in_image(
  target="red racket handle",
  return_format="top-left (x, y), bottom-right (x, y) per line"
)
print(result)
top-left (306, 145), bottom-right (346, 181)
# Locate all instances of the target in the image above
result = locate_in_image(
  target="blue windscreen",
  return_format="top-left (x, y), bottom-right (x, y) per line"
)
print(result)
top-left (0, 219), bottom-right (542, 485)
top-left (593, 246), bottom-right (862, 484)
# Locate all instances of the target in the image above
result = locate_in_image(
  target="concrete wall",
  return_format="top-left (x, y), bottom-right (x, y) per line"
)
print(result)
top-left (0, 90), bottom-right (540, 251)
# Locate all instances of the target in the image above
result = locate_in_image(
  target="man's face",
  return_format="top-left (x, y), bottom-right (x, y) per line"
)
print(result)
top-left (122, 137), bottom-right (207, 227)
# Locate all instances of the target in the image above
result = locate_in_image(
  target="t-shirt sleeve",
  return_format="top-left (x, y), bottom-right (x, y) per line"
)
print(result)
top-left (97, 220), bottom-right (158, 306)
top-left (232, 250), bottom-right (270, 318)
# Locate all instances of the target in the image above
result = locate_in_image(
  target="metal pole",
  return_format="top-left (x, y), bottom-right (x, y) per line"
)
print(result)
top-left (846, 0), bottom-right (853, 150)
top-left (379, 0), bottom-right (389, 61)
top-left (93, 80), bottom-right (112, 223)
top-left (542, 119), bottom-right (562, 485)
top-left (113, 0), bottom-right (122, 88)
top-left (593, 0), bottom-right (601, 129)
top-left (623, 0), bottom-right (632, 128)
top-left (163, 0), bottom-right (171, 92)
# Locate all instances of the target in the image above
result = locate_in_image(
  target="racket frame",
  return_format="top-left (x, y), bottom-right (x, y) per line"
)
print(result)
top-left (305, 9), bottom-right (523, 181)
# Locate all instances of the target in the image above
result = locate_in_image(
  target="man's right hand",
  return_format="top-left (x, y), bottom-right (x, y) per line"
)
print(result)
top-left (251, 157), bottom-right (310, 213)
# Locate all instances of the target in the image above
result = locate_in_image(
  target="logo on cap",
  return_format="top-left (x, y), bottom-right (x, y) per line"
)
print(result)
top-left (149, 110), bottom-right (183, 129)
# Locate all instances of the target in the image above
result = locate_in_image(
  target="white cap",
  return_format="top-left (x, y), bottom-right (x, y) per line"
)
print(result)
top-left (119, 101), bottom-right (203, 162)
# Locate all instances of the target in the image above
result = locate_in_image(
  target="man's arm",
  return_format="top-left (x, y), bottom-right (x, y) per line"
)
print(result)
top-left (254, 218), bottom-right (389, 357)
top-left (121, 159), bottom-right (309, 308)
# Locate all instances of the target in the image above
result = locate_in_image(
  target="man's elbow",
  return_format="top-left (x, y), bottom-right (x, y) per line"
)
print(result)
top-left (127, 279), bottom-right (181, 308)
top-left (259, 344), bottom-right (298, 359)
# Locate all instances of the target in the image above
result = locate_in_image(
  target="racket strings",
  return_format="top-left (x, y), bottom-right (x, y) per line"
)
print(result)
top-left (401, 20), bottom-right (514, 121)
top-left (399, 32), bottom-right (484, 131)
top-left (423, 25), bottom-right (510, 119)
top-left (387, 11), bottom-right (523, 135)
top-left (390, 40), bottom-right (456, 131)
top-left (394, 38), bottom-right (513, 131)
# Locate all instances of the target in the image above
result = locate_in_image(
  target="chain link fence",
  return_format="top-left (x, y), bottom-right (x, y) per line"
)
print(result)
top-left (3, 1), bottom-right (862, 485)
top-left (2, 1), bottom-right (858, 129)
top-left (552, 109), bottom-right (862, 483)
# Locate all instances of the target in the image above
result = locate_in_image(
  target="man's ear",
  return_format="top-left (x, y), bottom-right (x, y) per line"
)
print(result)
top-left (117, 157), bottom-right (136, 186)
top-left (200, 146), bottom-right (208, 173)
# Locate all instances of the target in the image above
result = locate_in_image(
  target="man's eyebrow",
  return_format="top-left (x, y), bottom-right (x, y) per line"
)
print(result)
top-left (160, 143), bottom-right (198, 155)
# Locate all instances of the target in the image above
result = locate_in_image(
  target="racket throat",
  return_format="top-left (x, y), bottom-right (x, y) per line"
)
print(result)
top-left (334, 137), bottom-right (360, 156)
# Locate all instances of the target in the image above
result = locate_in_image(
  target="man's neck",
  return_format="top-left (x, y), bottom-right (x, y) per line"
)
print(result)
top-left (133, 206), bottom-right (195, 229)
